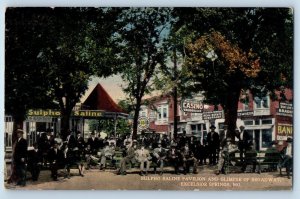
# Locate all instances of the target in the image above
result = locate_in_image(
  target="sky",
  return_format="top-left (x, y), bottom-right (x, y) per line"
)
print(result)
top-left (81, 75), bottom-right (126, 103)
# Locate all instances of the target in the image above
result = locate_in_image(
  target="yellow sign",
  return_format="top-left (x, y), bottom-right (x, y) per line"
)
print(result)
top-left (73, 110), bottom-right (102, 117)
top-left (28, 109), bottom-right (61, 117)
top-left (277, 124), bottom-right (293, 136)
top-left (138, 116), bottom-right (149, 130)
top-left (27, 109), bottom-right (103, 118)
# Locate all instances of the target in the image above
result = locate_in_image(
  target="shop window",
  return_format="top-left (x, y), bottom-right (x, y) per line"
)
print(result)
top-left (262, 129), bottom-right (272, 148)
top-left (261, 119), bottom-right (272, 125)
top-left (244, 120), bottom-right (254, 125)
top-left (218, 123), bottom-right (225, 131)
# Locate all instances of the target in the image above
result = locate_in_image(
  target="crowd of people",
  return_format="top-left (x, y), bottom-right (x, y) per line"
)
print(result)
top-left (7, 124), bottom-right (293, 186)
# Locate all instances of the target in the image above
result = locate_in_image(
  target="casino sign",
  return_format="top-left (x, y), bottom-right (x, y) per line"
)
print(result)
top-left (181, 99), bottom-right (204, 113)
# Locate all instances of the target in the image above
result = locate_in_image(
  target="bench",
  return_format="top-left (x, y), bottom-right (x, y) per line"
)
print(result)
top-left (224, 150), bottom-right (282, 174)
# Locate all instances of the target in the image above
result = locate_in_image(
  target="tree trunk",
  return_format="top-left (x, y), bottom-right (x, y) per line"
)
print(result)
top-left (173, 47), bottom-right (178, 139)
top-left (173, 88), bottom-right (178, 139)
top-left (224, 86), bottom-right (242, 141)
top-left (60, 109), bottom-right (71, 140)
top-left (132, 97), bottom-right (142, 140)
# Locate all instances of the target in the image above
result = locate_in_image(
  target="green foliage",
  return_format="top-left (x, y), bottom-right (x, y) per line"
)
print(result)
top-left (173, 8), bottom-right (293, 98)
top-left (88, 119), bottom-right (131, 136)
top-left (171, 8), bottom-right (293, 135)
top-left (113, 8), bottom-right (172, 138)
top-left (5, 8), bottom-right (120, 127)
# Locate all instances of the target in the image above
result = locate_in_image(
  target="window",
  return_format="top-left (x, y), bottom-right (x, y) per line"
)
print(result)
top-left (163, 107), bottom-right (167, 118)
top-left (191, 124), bottom-right (207, 143)
top-left (218, 123), bottom-right (225, 131)
top-left (254, 96), bottom-right (269, 109)
top-left (156, 104), bottom-right (168, 123)
top-left (243, 103), bottom-right (249, 111)
top-left (262, 129), bottom-right (272, 148)
top-left (244, 120), bottom-right (254, 125)
top-left (158, 111), bottom-right (162, 119)
top-left (261, 119), bottom-right (272, 125)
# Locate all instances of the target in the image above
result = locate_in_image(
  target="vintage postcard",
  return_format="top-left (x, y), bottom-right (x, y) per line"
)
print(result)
top-left (4, 7), bottom-right (293, 190)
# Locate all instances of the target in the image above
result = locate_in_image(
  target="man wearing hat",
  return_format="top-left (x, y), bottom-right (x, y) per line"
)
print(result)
top-left (168, 144), bottom-right (181, 174)
top-left (237, 124), bottom-right (251, 163)
top-left (279, 137), bottom-right (293, 179)
top-left (48, 141), bottom-right (65, 181)
top-left (87, 132), bottom-right (99, 155)
top-left (216, 138), bottom-right (238, 175)
top-left (99, 142), bottom-right (116, 170)
top-left (207, 124), bottom-right (220, 165)
top-left (136, 143), bottom-right (151, 176)
top-left (219, 124), bottom-right (229, 149)
top-left (13, 129), bottom-right (28, 186)
top-left (152, 141), bottom-right (167, 175)
top-left (123, 134), bottom-right (133, 149)
top-left (118, 140), bottom-right (137, 175)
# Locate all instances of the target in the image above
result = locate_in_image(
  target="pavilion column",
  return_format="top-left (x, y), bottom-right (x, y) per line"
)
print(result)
top-left (114, 113), bottom-right (117, 137)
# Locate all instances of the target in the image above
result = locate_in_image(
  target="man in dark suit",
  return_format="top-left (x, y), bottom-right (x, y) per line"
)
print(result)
top-left (237, 125), bottom-right (250, 163)
top-left (178, 131), bottom-right (188, 149)
top-left (207, 125), bottom-right (220, 165)
top-left (27, 143), bottom-right (42, 181)
top-left (87, 132), bottom-right (99, 155)
top-left (65, 130), bottom-right (77, 150)
top-left (219, 124), bottom-right (229, 149)
top-left (13, 129), bottom-right (28, 186)
top-left (152, 141), bottom-right (167, 175)
top-left (168, 144), bottom-right (181, 174)
top-left (48, 141), bottom-right (65, 181)
top-left (75, 131), bottom-right (86, 157)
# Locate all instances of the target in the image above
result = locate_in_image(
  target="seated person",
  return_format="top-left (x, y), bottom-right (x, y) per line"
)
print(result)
top-left (216, 138), bottom-right (238, 175)
top-left (63, 144), bottom-right (84, 178)
top-left (99, 142), bottom-right (116, 170)
top-left (27, 143), bottom-right (42, 181)
top-left (118, 141), bottom-right (137, 175)
top-left (279, 137), bottom-right (293, 179)
top-left (152, 141), bottom-right (167, 175)
top-left (180, 143), bottom-right (198, 174)
top-left (264, 141), bottom-right (280, 171)
top-left (241, 143), bottom-right (257, 173)
top-left (168, 144), bottom-right (180, 175)
top-left (135, 144), bottom-right (151, 176)
top-left (48, 141), bottom-right (65, 181)
top-left (123, 135), bottom-right (133, 149)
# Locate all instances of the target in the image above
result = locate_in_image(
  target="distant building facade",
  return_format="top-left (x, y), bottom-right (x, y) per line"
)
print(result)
top-left (139, 89), bottom-right (293, 151)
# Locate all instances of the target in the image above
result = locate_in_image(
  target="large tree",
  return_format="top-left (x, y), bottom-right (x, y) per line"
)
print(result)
top-left (115, 8), bottom-right (171, 139)
top-left (173, 8), bottom-right (293, 137)
top-left (5, 8), bottom-right (121, 138)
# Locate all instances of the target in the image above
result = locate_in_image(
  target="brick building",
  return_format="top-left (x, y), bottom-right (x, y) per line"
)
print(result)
top-left (140, 89), bottom-right (293, 151)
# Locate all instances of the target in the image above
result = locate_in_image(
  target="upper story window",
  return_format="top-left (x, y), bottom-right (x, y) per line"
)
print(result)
top-left (157, 104), bottom-right (168, 122)
top-left (254, 96), bottom-right (269, 109)
top-left (139, 105), bottom-right (148, 117)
